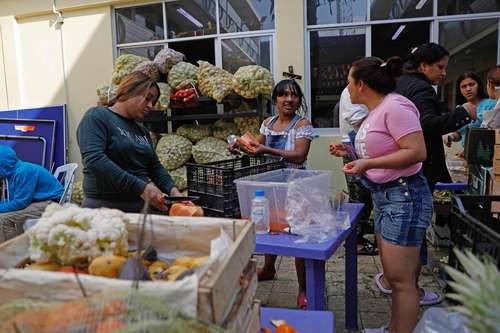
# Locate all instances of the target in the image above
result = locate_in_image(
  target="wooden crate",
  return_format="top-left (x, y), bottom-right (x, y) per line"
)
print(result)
top-left (0, 214), bottom-right (255, 325)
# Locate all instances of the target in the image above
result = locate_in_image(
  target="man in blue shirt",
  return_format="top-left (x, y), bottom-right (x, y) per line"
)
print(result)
top-left (0, 145), bottom-right (63, 242)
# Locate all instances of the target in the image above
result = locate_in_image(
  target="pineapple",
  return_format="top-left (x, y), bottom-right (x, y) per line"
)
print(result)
top-left (445, 249), bottom-right (500, 333)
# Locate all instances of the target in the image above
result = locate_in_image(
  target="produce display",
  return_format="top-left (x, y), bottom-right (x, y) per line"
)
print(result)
top-left (192, 137), bottom-right (232, 164)
top-left (169, 165), bottom-right (187, 191)
top-left (234, 116), bottom-right (261, 137)
top-left (168, 61), bottom-right (198, 90)
top-left (212, 120), bottom-right (240, 141)
top-left (170, 87), bottom-right (198, 108)
top-left (156, 134), bottom-right (192, 170)
top-left (28, 204), bottom-right (129, 266)
top-left (169, 203), bottom-right (204, 217)
top-left (232, 65), bottom-right (274, 99)
top-left (176, 123), bottom-right (212, 143)
top-left (197, 60), bottom-right (234, 102)
top-left (133, 60), bottom-right (161, 82)
top-left (111, 54), bottom-right (147, 85)
top-left (96, 82), bottom-right (118, 105)
top-left (153, 47), bottom-right (185, 74)
top-left (0, 292), bottom-right (226, 333)
top-left (156, 82), bottom-right (172, 109)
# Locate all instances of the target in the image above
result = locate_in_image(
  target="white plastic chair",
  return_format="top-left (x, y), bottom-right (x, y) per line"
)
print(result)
top-left (53, 163), bottom-right (78, 204)
top-left (1, 179), bottom-right (7, 201)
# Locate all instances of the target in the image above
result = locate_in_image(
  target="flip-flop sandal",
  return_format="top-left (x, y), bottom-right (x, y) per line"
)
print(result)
top-left (358, 242), bottom-right (379, 256)
top-left (257, 267), bottom-right (276, 281)
top-left (375, 273), bottom-right (392, 295)
top-left (419, 289), bottom-right (443, 306)
top-left (297, 292), bottom-right (307, 309)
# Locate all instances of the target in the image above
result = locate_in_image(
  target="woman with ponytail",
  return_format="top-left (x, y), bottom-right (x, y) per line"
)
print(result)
top-left (330, 57), bottom-right (433, 333)
top-left (77, 71), bottom-right (182, 213)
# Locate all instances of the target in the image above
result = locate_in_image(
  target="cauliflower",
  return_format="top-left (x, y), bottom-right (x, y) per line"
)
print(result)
top-left (28, 204), bottom-right (129, 265)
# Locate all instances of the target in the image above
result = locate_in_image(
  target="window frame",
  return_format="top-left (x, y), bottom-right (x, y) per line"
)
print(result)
top-left (304, 0), bottom-right (500, 135)
top-left (112, 1), bottom-right (277, 78)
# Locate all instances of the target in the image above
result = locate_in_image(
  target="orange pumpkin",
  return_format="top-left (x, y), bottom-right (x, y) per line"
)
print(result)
top-left (169, 202), bottom-right (204, 217)
top-left (275, 324), bottom-right (299, 333)
top-left (58, 266), bottom-right (87, 274)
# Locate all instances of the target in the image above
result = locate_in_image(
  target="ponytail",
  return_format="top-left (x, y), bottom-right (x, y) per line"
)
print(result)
top-left (351, 56), bottom-right (403, 95)
top-left (404, 43), bottom-right (449, 72)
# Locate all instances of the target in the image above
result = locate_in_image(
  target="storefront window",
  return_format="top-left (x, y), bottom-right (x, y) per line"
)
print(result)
top-left (165, 0), bottom-right (217, 39)
top-left (119, 45), bottom-right (164, 60)
top-left (372, 21), bottom-right (430, 59)
top-left (439, 0), bottom-right (500, 16)
top-left (439, 19), bottom-right (498, 108)
top-left (218, 0), bottom-right (274, 33)
top-left (221, 36), bottom-right (272, 73)
top-left (115, 3), bottom-right (164, 44)
top-left (370, 0), bottom-right (433, 20)
top-left (307, 0), bottom-right (366, 25)
top-left (169, 39), bottom-right (216, 65)
top-left (309, 28), bottom-right (366, 128)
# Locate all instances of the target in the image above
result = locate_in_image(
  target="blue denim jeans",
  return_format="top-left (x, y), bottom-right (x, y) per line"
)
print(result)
top-left (360, 171), bottom-right (433, 264)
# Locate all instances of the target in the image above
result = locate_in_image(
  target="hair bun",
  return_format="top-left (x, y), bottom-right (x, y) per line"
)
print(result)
top-left (384, 56), bottom-right (403, 78)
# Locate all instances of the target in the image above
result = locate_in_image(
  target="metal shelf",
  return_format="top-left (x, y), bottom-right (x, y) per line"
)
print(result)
top-left (141, 95), bottom-right (266, 133)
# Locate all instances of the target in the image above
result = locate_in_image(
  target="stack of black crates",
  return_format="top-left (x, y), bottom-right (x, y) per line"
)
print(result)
top-left (449, 195), bottom-right (500, 270)
top-left (186, 155), bottom-right (284, 218)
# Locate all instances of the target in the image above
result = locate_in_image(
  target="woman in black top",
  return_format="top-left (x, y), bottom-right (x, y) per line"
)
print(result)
top-left (77, 72), bottom-right (182, 213)
top-left (395, 43), bottom-right (476, 189)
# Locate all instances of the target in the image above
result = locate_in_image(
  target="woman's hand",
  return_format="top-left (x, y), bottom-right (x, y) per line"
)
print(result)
top-left (141, 183), bottom-right (168, 211)
top-left (343, 159), bottom-right (370, 176)
top-left (329, 143), bottom-right (347, 157)
top-left (462, 102), bottom-right (477, 120)
top-left (169, 187), bottom-right (183, 197)
top-left (252, 143), bottom-right (268, 155)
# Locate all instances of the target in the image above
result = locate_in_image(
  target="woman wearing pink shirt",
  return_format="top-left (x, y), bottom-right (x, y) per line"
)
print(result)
top-left (332, 57), bottom-right (433, 333)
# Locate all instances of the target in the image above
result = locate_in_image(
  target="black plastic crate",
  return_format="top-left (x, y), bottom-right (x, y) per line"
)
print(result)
top-left (186, 155), bottom-right (284, 218)
top-left (449, 195), bottom-right (500, 271)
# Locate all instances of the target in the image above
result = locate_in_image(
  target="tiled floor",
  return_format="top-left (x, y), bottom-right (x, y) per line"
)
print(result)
top-left (255, 242), bottom-right (448, 332)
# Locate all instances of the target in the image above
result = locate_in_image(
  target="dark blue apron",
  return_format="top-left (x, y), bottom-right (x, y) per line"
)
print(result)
top-left (265, 114), bottom-right (303, 169)
top-left (265, 114), bottom-right (300, 150)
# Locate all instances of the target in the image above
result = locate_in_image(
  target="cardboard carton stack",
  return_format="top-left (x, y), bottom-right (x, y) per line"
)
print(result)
top-left (488, 129), bottom-right (500, 211)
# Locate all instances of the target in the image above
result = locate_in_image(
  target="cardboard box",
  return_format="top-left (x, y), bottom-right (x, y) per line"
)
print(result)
top-left (494, 159), bottom-right (500, 174)
top-left (487, 169), bottom-right (500, 195)
top-left (0, 214), bottom-right (256, 325)
top-left (495, 144), bottom-right (500, 160)
top-left (496, 129), bottom-right (500, 144)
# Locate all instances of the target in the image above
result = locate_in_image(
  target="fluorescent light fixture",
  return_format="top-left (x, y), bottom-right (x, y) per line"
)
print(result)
top-left (391, 25), bottom-right (406, 40)
top-left (177, 7), bottom-right (203, 29)
top-left (415, 0), bottom-right (428, 10)
top-left (221, 41), bottom-right (233, 52)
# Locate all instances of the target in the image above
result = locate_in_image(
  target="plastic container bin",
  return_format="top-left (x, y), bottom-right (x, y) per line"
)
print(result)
top-left (235, 169), bottom-right (333, 231)
top-left (186, 155), bottom-right (284, 217)
top-left (450, 195), bottom-right (500, 270)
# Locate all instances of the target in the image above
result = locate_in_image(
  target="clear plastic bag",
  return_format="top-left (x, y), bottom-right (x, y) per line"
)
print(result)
top-left (413, 307), bottom-right (469, 333)
top-left (285, 170), bottom-right (349, 243)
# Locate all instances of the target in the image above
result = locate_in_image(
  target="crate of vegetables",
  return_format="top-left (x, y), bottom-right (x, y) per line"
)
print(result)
top-left (0, 204), bottom-right (256, 328)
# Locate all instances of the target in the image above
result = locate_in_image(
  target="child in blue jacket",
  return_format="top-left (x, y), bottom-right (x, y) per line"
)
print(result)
top-left (0, 145), bottom-right (63, 242)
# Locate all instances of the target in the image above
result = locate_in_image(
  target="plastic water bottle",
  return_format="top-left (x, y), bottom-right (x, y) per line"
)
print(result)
top-left (251, 190), bottom-right (269, 234)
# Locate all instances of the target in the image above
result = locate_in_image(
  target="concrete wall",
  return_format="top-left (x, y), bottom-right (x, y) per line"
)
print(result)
top-left (0, 3), bottom-right (115, 177)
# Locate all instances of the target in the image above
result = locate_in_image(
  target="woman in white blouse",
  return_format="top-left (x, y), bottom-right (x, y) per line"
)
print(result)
top-left (251, 79), bottom-right (314, 308)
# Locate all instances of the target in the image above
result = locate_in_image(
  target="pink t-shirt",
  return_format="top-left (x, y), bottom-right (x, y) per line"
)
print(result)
top-left (354, 93), bottom-right (423, 184)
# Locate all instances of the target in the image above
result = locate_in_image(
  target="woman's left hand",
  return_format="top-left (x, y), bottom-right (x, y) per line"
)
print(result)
top-left (343, 159), bottom-right (370, 176)
top-left (252, 143), bottom-right (268, 155)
